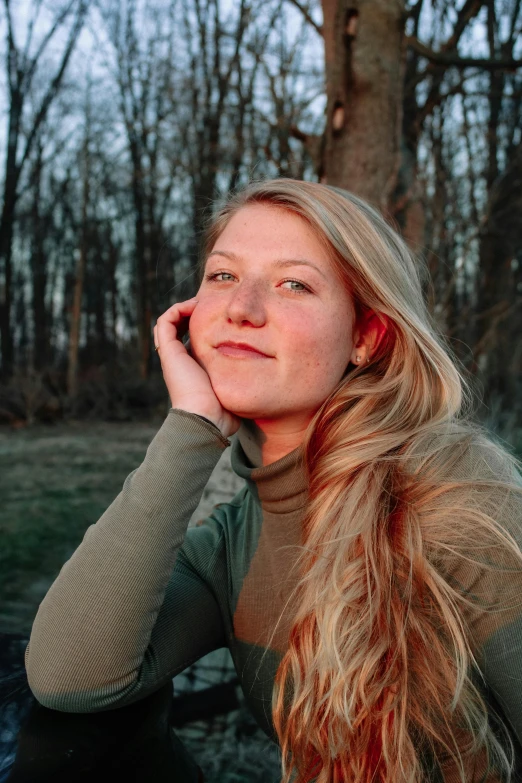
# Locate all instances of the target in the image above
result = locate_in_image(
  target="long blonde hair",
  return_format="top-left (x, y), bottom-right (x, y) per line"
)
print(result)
top-left (198, 179), bottom-right (522, 782)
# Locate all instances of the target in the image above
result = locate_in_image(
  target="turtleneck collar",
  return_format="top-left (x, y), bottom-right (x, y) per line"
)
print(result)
top-left (230, 435), bottom-right (309, 515)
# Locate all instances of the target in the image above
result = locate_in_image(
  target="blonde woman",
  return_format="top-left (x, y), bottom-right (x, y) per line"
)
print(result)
top-left (25, 179), bottom-right (522, 782)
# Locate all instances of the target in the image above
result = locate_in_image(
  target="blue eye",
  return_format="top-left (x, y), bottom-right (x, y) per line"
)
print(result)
top-left (206, 272), bottom-right (234, 282)
top-left (281, 279), bottom-right (309, 293)
top-left (204, 271), bottom-right (311, 295)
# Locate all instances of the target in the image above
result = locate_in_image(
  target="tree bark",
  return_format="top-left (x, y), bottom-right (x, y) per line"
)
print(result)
top-left (473, 140), bottom-right (522, 405)
top-left (127, 136), bottom-right (149, 381)
top-left (107, 231), bottom-right (119, 359)
top-left (29, 140), bottom-right (49, 372)
top-left (67, 128), bottom-right (90, 398)
top-left (0, 88), bottom-right (23, 379)
top-left (321, 0), bottom-right (406, 211)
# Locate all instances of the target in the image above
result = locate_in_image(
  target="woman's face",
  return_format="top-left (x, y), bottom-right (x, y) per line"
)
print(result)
top-left (189, 203), bottom-right (357, 428)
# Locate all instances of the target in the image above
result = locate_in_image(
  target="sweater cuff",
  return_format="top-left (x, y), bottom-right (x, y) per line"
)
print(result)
top-left (169, 408), bottom-right (231, 448)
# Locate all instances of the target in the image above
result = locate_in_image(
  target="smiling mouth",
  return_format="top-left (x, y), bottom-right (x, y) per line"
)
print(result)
top-left (216, 345), bottom-right (272, 359)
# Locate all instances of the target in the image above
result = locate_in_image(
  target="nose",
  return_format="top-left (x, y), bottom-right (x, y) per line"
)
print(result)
top-left (224, 279), bottom-right (267, 327)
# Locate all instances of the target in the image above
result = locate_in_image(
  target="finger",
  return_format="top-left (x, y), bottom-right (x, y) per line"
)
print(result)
top-left (157, 297), bottom-right (199, 322)
top-left (156, 298), bottom-right (198, 349)
top-left (156, 298), bottom-right (199, 329)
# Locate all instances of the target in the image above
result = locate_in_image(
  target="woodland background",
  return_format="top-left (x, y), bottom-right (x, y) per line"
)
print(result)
top-left (0, 3), bottom-right (521, 780)
top-left (0, 0), bottom-right (520, 437)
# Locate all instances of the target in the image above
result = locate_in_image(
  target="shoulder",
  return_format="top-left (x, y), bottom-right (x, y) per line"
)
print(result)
top-left (390, 423), bottom-right (522, 669)
top-left (403, 420), bottom-right (522, 496)
top-left (402, 421), bottom-right (522, 574)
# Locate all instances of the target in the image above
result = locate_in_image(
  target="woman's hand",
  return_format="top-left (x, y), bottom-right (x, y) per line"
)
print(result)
top-left (153, 297), bottom-right (241, 439)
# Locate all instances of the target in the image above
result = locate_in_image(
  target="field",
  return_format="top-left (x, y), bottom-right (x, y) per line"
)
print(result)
top-left (0, 417), bottom-right (244, 633)
top-left (0, 419), bottom-right (164, 631)
top-left (0, 417), bottom-right (281, 783)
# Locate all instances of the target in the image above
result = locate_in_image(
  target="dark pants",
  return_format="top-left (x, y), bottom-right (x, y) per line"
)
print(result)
top-left (6, 680), bottom-right (204, 783)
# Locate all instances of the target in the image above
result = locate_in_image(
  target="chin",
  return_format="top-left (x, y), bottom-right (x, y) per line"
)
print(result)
top-left (215, 397), bottom-right (267, 419)
top-left (211, 389), bottom-right (274, 419)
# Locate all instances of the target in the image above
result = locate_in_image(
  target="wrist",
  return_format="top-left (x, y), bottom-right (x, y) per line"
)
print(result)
top-left (193, 413), bottom-right (222, 431)
top-left (170, 407), bottom-right (225, 437)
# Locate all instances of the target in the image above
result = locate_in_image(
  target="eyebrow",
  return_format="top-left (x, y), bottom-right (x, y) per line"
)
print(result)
top-left (206, 250), bottom-right (328, 281)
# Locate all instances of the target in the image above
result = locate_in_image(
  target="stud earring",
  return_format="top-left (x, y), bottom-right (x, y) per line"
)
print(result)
top-left (355, 355), bottom-right (361, 363)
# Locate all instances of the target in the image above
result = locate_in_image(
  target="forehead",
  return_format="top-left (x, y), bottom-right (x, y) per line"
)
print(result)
top-left (207, 203), bottom-right (335, 271)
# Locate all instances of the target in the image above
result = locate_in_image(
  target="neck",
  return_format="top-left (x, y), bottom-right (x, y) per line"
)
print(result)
top-left (237, 418), bottom-right (306, 467)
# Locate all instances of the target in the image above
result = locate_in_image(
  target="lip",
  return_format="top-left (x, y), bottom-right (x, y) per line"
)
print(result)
top-left (215, 341), bottom-right (272, 358)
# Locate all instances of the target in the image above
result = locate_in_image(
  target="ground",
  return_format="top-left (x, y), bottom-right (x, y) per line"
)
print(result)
top-left (0, 417), bottom-right (281, 783)
top-left (0, 417), bottom-right (244, 633)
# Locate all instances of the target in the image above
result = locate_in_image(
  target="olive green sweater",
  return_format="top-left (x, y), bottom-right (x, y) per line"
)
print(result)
top-left (24, 409), bottom-right (522, 780)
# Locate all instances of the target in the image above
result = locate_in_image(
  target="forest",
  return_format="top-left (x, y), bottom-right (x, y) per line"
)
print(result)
top-left (0, 0), bottom-right (521, 438)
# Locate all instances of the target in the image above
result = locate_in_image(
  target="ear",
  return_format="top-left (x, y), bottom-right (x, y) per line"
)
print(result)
top-left (368, 312), bottom-right (389, 354)
top-left (352, 310), bottom-right (390, 362)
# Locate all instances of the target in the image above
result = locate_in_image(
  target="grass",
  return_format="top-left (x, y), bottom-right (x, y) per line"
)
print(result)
top-left (0, 419), bottom-right (163, 631)
top-left (0, 419), bottom-right (283, 782)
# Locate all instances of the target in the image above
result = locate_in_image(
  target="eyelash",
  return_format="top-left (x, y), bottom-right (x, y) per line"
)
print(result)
top-left (203, 271), bottom-right (312, 295)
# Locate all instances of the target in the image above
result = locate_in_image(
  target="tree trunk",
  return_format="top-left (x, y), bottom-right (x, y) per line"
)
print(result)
top-left (92, 227), bottom-right (108, 364)
top-left (29, 142), bottom-right (49, 372)
top-left (67, 133), bottom-right (90, 398)
top-left (0, 189), bottom-right (16, 380)
top-left (67, 245), bottom-right (86, 399)
top-left (129, 139), bottom-right (149, 381)
top-left (473, 140), bottom-right (522, 408)
top-left (107, 231), bottom-right (119, 357)
top-left (0, 90), bottom-right (23, 380)
top-left (321, 0), bottom-right (406, 212)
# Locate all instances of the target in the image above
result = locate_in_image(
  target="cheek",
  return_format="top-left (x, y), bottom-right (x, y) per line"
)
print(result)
top-left (305, 320), bottom-right (353, 374)
top-left (305, 317), bottom-right (346, 351)
top-left (188, 305), bottom-right (211, 343)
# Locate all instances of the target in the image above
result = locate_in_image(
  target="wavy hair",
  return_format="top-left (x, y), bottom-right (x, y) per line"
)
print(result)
top-left (197, 178), bottom-right (522, 782)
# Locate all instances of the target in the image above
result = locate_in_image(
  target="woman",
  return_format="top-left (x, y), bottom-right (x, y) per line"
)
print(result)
top-left (25, 179), bottom-right (522, 782)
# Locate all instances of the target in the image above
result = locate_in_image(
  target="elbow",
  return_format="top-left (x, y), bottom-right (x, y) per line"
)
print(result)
top-left (27, 687), bottom-right (87, 713)
top-left (25, 670), bottom-right (105, 713)
top-left (24, 641), bottom-right (88, 712)
top-left (26, 679), bottom-right (137, 713)
top-left (25, 645), bottom-right (136, 713)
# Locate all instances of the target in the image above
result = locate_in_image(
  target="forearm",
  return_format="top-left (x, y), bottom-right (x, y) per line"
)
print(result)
top-left (24, 409), bottom-right (230, 711)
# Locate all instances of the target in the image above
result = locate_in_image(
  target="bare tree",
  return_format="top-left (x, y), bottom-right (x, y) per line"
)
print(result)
top-left (287, 0), bottom-right (522, 218)
top-left (0, 0), bottom-right (88, 380)
top-left (67, 85), bottom-right (91, 398)
top-left (101, 0), bottom-right (184, 380)
top-left (179, 0), bottom-right (254, 244)
top-left (2, 0), bottom-right (520, 429)
top-left (286, 0), bottom-right (522, 426)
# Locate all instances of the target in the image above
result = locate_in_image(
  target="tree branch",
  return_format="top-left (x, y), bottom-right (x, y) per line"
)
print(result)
top-left (442, 0), bottom-right (486, 52)
top-left (4, 0), bottom-right (19, 93)
top-left (406, 35), bottom-right (522, 70)
top-left (18, 0), bottom-right (88, 174)
top-left (284, 0), bottom-right (323, 36)
top-left (24, 0), bottom-right (77, 91)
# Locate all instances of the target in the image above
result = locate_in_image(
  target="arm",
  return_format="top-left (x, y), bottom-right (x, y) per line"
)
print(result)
top-left (24, 408), bottom-right (231, 713)
top-left (445, 458), bottom-right (522, 749)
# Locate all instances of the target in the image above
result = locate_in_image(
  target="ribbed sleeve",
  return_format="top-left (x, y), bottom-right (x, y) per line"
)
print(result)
top-left (24, 408), bottom-right (230, 713)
